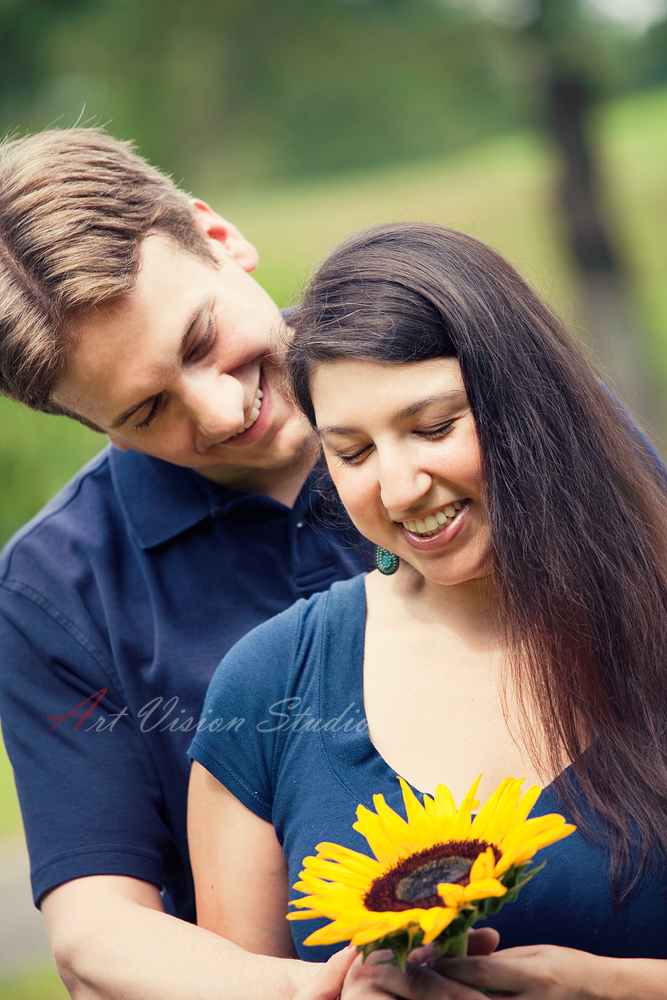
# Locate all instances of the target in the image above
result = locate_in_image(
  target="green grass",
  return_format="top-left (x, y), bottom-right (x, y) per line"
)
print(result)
top-left (1, 84), bottom-right (667, 841)
top-left (0, 959), bottom-right (69, 1000)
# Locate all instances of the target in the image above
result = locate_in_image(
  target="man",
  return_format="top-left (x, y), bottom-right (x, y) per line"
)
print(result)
top-left (0, 127), bottom-right (373, 999)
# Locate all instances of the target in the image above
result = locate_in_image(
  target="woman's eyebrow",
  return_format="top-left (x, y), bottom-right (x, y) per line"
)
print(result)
top-left (317, 389), bottom-right (467, 437)
top-left (394, 388), bottom-right (467, 421)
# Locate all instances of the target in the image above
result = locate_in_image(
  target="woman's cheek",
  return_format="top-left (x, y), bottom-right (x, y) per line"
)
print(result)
top-left (336, 472), bottom-right (378, 534)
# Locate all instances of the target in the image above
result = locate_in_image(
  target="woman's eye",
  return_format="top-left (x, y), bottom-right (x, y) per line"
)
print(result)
top-left (418, 421), bottom-right (454, 441)
top-left (337, 446), bottom-right (371, 467)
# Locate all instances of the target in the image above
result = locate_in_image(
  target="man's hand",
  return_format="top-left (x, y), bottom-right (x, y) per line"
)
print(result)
top-left (294, 946), bottom-right (358, 1000)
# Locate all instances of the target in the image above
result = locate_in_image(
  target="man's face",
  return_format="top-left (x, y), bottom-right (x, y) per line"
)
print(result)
top-left (53, 218), bottom-right (314, 489)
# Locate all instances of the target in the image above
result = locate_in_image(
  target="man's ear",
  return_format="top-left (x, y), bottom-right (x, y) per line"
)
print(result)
top-left (190, 199), bottom-right (259, 273)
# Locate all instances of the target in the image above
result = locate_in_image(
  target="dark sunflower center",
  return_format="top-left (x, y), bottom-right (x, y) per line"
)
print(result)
top-left (364, 839), bottom-right (500, 913)
top-left (395, 856), bottom-right (473, 903)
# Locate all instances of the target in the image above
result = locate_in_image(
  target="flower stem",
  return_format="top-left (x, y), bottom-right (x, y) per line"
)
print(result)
top-left (438, 929), bottom-right (468, 958)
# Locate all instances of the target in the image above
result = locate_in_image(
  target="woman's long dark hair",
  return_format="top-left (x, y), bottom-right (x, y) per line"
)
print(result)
top-left (286, 222), bottom-right (667, 897)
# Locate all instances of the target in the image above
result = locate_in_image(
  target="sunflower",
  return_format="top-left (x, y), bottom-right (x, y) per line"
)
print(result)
top-left (288, 775), bottom-right (576, 966)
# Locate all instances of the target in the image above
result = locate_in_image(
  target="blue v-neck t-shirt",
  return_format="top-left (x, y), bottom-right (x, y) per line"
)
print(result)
top-left (189, 573), bottom-right (667, 962)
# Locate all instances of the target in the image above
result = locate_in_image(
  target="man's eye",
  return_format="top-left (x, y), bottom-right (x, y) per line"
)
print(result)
top-left (134, 397), bottom-right (163, 430)
top-left (187, 317), bottom-right (216, 362)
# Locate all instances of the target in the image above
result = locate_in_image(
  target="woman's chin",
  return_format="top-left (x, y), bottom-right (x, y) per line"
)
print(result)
top-left (398, 553), bottom-right (491, 589)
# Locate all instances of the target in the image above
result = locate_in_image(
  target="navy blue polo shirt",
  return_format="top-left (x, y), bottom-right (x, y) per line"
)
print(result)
top-left (0, 445), bottom-right (371, 920)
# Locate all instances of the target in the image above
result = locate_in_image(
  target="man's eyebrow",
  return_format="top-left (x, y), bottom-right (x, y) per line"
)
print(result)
top-left (110, 302), bottom-right (210, 429)
top-left (317, 389), bottom-right (467, 437)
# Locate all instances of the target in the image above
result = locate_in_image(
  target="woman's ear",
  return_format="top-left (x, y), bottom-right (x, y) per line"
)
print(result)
top-left (190, 199), bottom-right (259, 273)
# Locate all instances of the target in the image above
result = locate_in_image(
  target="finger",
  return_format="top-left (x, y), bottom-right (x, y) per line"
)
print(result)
top-left (431, 954), bottom-right (527, 995)
top-left (296, 945), bottom-right (358, 1000)
top-left (466, 928), bottom-right (500, 956)
top-left (345, 952), bottom-right (493, 1000)
top-left (409, 944), bottom-right (440, 965)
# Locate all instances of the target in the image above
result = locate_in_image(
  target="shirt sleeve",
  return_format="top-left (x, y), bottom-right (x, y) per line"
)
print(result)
top-left (188, 600), bottom-right (305, 824)
top-left (0, 585), bottom-right (172, 905)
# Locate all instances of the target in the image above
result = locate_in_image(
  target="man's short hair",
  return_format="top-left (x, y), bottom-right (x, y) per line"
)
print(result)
top-left (0, 128), bottom-right (217, 420)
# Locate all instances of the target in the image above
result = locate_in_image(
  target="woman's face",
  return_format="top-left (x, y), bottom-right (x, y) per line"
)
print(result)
top-left (311, 357), bottom-right (489, 588)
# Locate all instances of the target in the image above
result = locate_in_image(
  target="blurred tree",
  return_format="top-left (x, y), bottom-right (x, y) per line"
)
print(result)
top-left (532, 0), bottom-right (663, 425)
top-left (435, 0), bottom-right (667, 429)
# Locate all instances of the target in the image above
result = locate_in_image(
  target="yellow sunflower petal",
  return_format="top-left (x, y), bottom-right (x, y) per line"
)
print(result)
top-left (452, 774), bottom-right (482, 839)
top-left (437, 883), bottom-right (466, 908)
top-left (350, 911), bottom-right (421, 946)
top-left (499, 784), bottom-right (543, 845)
top-left (434, 782), bottom-right (457, 842)
top-left (473, 778), bottom-right (531, 845)
top-left (469, 777), bottom-right (517, 842)
top-left (419, 907), bottom-right (445, 932)
top-left (354, 804), bottom-right (406, 866)
top-left (305, 921), bottom-right (370, 946)
top-left (398, 777), bottom-right (436, 844)
top-left (424, 794), bottom-right (437, 825)
top-left (421, 907), bottom-right (457, 944)
top-left (374, 792), bottom-right (428, 855)
top-left (289, 896), bottom-right (319, 909)
top-left (313, 843), bottom-right (383, 875)
top-left (469, 845), bottom-right (496, 881)
top-left (498, 822), bottom-right (577, 873)
top-left (461, 878), bottom-right (507, 902)
top-left (499, 814), bottom-right (574, 859)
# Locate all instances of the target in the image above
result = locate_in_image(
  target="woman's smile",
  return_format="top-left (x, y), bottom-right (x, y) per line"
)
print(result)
top-left (311, 356), bottom-right (488, 587)
top-left (398, 497), bottom-right (472, 550)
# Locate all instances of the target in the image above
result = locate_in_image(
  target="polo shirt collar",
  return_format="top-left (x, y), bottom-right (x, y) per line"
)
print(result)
top-left (109, 446), bottom-right (311, 550)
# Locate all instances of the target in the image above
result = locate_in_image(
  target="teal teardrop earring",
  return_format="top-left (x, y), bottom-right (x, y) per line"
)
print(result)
top-left (374, 545), bottom-right (399, 575)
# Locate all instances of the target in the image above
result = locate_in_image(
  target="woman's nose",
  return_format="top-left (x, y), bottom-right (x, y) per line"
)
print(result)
top-left (378, 452), bottom-right (432, 514)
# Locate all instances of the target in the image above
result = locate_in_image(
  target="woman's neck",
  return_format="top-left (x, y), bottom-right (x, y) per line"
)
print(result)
top-left (377, 562), bottom-right (501, 638)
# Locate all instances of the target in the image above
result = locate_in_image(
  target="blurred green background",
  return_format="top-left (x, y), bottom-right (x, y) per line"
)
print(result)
top-left (1, 0), bottom-right (667, 994)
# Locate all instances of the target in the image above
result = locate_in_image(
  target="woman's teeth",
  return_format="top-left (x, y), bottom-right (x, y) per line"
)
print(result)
top-left (234, 388), bottom-right (263, 436)
top-left (404, 500), bottom-right (464, 537)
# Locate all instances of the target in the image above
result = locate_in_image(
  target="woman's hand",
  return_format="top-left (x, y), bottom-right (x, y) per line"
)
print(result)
top-left (340, 929), bottom-right (501, 999)
top-left (429, 944), bottom-right (601, 998)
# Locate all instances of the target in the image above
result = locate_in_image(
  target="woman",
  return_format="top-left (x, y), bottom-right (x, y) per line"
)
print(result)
top-left (188, 223), bottom-right (667, 999)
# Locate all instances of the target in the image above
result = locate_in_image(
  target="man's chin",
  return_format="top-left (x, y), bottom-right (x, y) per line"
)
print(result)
top-left (195, 423), bottom-right (318, 483)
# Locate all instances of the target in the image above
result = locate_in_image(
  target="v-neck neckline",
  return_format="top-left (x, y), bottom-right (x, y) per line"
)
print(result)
top-left (318, 574), bottom-right (570, 810)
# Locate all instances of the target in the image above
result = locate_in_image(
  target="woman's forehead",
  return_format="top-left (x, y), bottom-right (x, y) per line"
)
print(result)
top-left (311, 357), bottom-right (467, 428)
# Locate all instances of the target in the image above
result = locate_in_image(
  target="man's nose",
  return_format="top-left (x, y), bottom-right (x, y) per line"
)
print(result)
top-left (180, 371), bottom-right (245, 444)
top-left (378, 449), bottom-right (432, 514)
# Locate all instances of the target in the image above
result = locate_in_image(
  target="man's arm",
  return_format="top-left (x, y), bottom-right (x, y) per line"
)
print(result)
top-left (43, 875), bottom-right (347, 1000)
